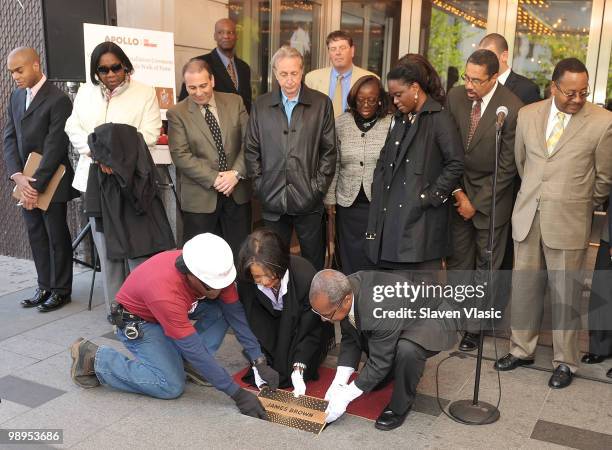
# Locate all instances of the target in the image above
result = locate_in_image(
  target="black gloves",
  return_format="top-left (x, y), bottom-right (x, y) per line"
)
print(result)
top-left (254, 362), bottom-right (280, 390)
top-left (231, 388), bottom-right (268, 419)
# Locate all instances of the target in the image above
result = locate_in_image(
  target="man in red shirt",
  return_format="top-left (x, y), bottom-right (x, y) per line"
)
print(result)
top-left (70, 233), bottom-right (278, 418)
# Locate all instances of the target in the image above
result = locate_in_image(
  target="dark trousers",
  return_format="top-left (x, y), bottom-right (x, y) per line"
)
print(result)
top-left (182, 195), bottom-right (252, 260)
top-left (588, 240), bottom-right (612, 356)
top-left (389, 339), bottom-right (438, 415)
top-left (22, 202), bottom-right (73, 295)
top-left (264, 210), bottom-right (324, 270)
top-left (447, 212), bottom-right (510, 332)
top-left (336, 191), bottom-right (376, 275)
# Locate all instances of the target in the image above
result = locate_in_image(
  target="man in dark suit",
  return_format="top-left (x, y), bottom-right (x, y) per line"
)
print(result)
top-left (310, 270), bottom-right (458, 431)
top-left (167, 58), bottom-right (251, 258)
top-left (3, 47), bottom-right (77, 312)
top-left (479, 33), bottom-right (540, 105)
top-left (178, 19), bottom-right (252, 113)
top-left (446, 50), bottom-right (523, 351)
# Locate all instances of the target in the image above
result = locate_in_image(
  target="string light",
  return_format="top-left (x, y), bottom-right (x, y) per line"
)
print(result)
top-left (431, 0), bottom-right (487, 28)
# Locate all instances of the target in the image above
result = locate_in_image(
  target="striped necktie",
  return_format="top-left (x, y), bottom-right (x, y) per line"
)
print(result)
top-left (226, 61), bottom-right (238, 90)
top-left (546, 111), bottom-right (566, 156)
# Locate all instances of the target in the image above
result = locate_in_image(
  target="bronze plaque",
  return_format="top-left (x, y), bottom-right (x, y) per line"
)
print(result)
top-left (258, 387), bottom-right (328, 434)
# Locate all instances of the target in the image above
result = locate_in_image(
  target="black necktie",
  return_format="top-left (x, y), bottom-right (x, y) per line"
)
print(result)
top-left (203, 104), bottom-right (228, 171)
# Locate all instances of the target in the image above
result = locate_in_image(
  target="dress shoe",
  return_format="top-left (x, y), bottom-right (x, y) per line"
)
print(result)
top-left (607, 368), bottom-right (611, 379)
top-left (581, 353), bottom-right (605, 364)
top-left (494, 353), bottom-right (535, 371)
top-left (37, 293), bottom-right (71, 312)
top-left (374, 404), bottom-right (410, 431)
top-left (70, 338), bottom-right (100, 388)
top-left (21, 289), bottom-right (51, 308)
top-left (548, 364), bottom-right (573, 389)
top-left (459, 332), bottom-right (480, 352)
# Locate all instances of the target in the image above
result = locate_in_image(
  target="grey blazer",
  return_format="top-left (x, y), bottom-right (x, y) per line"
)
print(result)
top-left (324, 113), bottom-right (391, 206)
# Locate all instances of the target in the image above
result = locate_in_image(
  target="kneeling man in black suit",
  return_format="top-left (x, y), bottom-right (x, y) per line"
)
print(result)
top-left (309, 269), bottom-right (459, 430)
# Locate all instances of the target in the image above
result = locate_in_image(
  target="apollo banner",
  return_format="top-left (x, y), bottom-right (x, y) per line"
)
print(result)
top-left (83, 23), bottom-right (176, 118)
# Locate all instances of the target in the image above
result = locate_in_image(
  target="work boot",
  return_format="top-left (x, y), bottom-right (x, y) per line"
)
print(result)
top-left (70, 338), bottom-right (100, 388)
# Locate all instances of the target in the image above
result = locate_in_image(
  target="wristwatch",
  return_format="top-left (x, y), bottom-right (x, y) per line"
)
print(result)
top-left (233, 170), bottom-right (244, 180)
top-left (293, 362), bottom-right (307, 374)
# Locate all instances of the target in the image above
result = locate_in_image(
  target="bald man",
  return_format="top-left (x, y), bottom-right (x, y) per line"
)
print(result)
top-left (178, 19), bottom-right (252, 112)
top-left (3, 47), bottom-right (78, 312)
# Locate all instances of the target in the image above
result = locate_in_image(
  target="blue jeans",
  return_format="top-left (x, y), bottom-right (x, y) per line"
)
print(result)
top-left (95, 301), bottom-right (230, 399)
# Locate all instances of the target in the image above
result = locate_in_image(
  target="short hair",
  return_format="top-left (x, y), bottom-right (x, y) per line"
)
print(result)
top-left (479, 33), bottom-right (508, 53)
top-left (388, 53), bottom-right (446, 104)
top-left (271, 45), bottom-right (304, 71)
top-left (237, 229), bottom-right (290, 282)
top-left (90, 41), bottom-right (134, 85)
top-left (182, 58), bottom-right (213, 78)
top-left (346, 75), bottom-right (390, 119)
top-left (326, 30), bottom-right (353, 48)
top-left (552, 58), bottom-right (588, 83)
top-left (309, 270), bottom-right (352, 307)
top-left (467, 49), bottom-right (499, 77)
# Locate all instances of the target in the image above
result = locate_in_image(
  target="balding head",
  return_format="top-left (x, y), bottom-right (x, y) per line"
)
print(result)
top-left (309, 270), bottom-right (353, 323)
top-left (7, 47), bottom-right (42, 89)
top-left (214, 18), bottom-right (237, 54)
top-left (479, 33), bottom-right (509, 73)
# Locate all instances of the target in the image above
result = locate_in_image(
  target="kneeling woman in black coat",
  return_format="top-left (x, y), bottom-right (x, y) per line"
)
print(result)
top-left (237, 229), bottom-right (334, 394)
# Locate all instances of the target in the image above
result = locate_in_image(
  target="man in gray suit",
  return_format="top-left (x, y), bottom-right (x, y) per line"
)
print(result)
top-left (446, 49), bottom-right (523, 351)
top-left (310, 270), bottom-right (458, 431)
top-left (168, 58), bottom-right (251, 256)
top-left (495, 58), bottom-right (612, 388)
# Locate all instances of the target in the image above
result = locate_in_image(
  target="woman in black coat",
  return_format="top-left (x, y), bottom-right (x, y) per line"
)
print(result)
top-left (365, 54), bottom-right (464, 269)
top-left (237, 229), bottom-right (334, 393)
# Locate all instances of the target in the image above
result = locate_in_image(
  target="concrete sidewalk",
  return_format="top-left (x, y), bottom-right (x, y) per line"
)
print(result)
top-left (0, 256), bottom-right (610, 449)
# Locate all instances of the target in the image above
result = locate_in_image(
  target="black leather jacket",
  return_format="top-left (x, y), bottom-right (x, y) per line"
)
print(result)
top-left (245, 84), bottom-right (336, 219)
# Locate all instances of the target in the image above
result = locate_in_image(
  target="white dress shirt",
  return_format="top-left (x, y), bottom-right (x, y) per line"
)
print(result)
top-left (473, 81), bottom-right (498, 116)
top-left (257, 270), bottom-right (289, 311)
top-left (498, 68), bottom-right (511, 85)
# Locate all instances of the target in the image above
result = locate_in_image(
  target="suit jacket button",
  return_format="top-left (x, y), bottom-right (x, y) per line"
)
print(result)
top-left (283, 130), bottom-right (288, 135)
top-left (361, 132), bottom-right (366, 137)
top-left (360, 161), bottom-right (364, 166)
top-left (399, 204), bottom-right (402, 208)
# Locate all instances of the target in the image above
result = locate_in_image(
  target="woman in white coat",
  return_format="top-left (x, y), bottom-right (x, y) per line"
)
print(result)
top-left (65, 41), bottom-right (162, 307)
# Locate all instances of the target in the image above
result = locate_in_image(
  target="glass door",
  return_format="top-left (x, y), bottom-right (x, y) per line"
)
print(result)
top-left (418, 0), bottom-right (490, 92)
top-left (340, 0), bottom-right (403, 81)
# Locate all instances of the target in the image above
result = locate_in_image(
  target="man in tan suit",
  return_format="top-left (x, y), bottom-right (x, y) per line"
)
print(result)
top-left (495, 58), bottom-right (612, 389)
top-left (305, 30), bottom-right (377, 117)
top-left (168, 58), bottom-right (251, 256)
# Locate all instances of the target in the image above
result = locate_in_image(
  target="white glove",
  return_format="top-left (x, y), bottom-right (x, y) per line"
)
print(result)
top-left (291, 370), bottom-right (306, 397)
top-left (324, 366), bottom-right (355, 401)
top-left (325, 381), bottom-right (363, 423)
top-left (252, 366), bottom-right (266, 389)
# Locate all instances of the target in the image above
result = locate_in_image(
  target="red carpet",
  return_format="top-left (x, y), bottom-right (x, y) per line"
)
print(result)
top-left (232, 366), bottom-right (393, 420)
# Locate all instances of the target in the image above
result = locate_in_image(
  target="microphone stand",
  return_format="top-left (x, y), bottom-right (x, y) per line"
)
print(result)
top-left (447, 120), bottom-right (503, 425)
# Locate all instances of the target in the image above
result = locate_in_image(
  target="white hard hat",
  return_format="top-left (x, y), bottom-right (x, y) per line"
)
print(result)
top-left (182, 233), bottom-right (236, 289)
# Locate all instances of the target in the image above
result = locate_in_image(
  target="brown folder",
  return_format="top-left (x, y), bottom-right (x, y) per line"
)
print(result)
top-left (12, 152), bottom-right (65, 211)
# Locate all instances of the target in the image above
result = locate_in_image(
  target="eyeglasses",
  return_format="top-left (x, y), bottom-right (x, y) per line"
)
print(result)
top-left (97, 63), bottom-right (124, 75)
top-left (461, 74), bottom-right (492, 87)
top-left (311, 302), bottom-right (342, 322)
top-left (356, 98), bottom-right (380, 107)
top-left (554, 82), bottom-right (590, 99)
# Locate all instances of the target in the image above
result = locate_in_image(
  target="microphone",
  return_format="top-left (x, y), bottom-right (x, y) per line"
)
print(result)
top-left (495, 106), bottom-right (508, 130)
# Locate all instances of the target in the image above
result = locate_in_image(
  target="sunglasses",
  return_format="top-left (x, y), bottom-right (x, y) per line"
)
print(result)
top-left (97, 63), bottom-right (124, 75)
